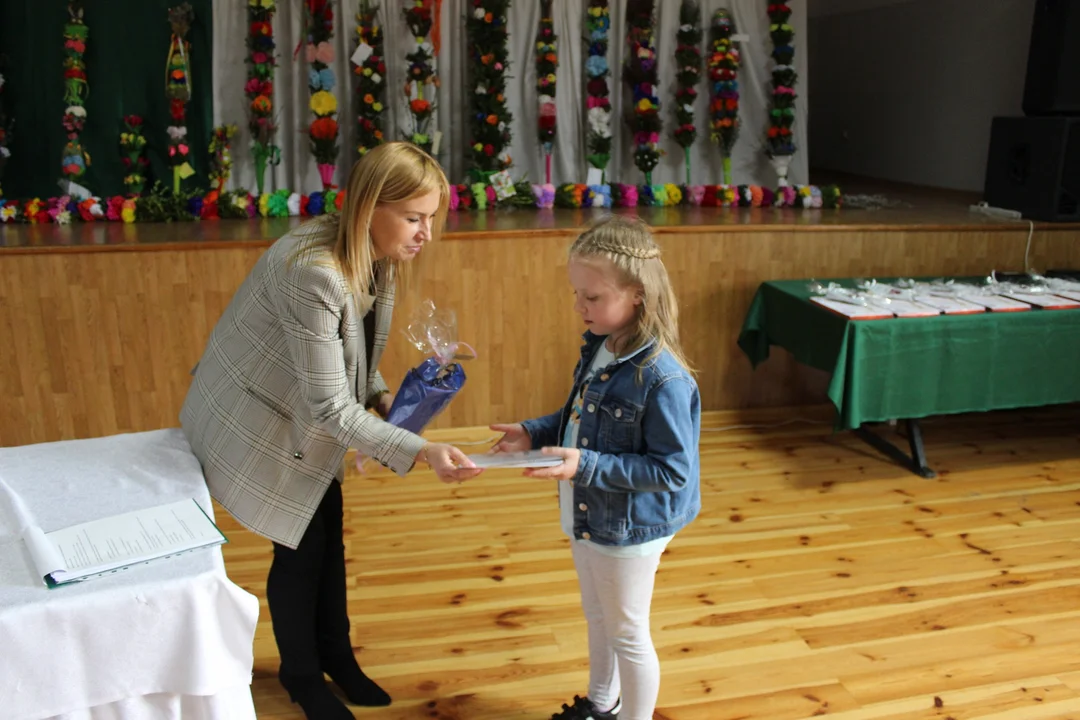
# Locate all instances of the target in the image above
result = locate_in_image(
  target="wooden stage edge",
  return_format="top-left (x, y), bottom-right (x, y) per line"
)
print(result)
top-left (3, 204), bottom-right (1080, 255)
top-left (3, 201), bottom-right (1080, 447)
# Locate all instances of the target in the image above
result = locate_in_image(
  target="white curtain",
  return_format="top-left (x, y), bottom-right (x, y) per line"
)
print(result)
top-left (212, 0), bottom-right (808, 193)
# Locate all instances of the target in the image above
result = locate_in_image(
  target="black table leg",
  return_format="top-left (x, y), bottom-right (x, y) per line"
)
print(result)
top-left (853, 419), bottom-right (936, 478)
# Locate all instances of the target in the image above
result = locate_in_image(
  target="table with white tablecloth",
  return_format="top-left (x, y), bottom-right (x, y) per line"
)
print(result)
top-left (0, 429), bottom-right (260, 720)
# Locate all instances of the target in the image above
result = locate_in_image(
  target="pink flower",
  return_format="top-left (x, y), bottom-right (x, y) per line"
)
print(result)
top-left (621, 185), bottom-right (638, 207)
top-left (688, 186), bottom-right (705, 206)
top-left (586, 96), bottom-right (608, 109)
top-left (494, 62), bottom-right (503, 70)
top-left (532, 183), bottom-right (555, 208)
top-left (245, 78), bottom-right (262, 94)
top-left (252, 52), bottom-right (268, 64)
top-left (449, 185), bottom-right (460, 211)
top-left (305, 43), bottom-right (317, 63)
top-left (315, 42), bottom-right (335, 64)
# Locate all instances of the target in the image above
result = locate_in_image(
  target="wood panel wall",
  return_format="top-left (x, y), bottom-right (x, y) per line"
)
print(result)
top-left (3, 224), bottom-right (1079, 446)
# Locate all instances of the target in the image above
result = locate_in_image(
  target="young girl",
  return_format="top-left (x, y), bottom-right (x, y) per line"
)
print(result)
top-left (491, 216), bottom-right (701, 720)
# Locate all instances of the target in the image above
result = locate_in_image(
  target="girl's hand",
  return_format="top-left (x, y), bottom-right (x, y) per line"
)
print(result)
top-left (523, 447), bottom-right (580, 481)
top-left (418, 443), bottom-right (482, 483)
top-left (489, 423), bottom-right (532, 454)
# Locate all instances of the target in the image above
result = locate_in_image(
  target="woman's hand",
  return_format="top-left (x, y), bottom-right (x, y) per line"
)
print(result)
top-left (417, 443), bottom-right (482, 483)
top-left (489, 423), bottom-right (532, 454)
top-left (374, 392), bottom-right (395, 419)
top-left (523, 447), bottom-right (580, 481)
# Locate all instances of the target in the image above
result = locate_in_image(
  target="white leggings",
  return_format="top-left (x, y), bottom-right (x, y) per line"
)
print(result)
top-left (571, 541), bottom-right (664, 720)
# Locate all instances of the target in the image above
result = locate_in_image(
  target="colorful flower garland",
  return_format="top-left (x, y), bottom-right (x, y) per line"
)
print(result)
top-left (466, 0), bottom-right (513, 175)
top-left (208, 124), bottom-right (237, 193)
top-left (246, 0), bottom-right (279, 195)
top-left (403, 0), bottom-right (437, 155)
top-left (766, 1), bottom-right (797, 184)
top-left (584, 0), bottom-right (612, 181)
top-left (535, 0), bottom-right (557, 184)
top-left (673, 0), bottom-right (702, 186)
top-left (0, 66), bottom-right (13, 197)
top-left (305, 0), bottom-right (339, 189)
top-left (624, 0), bottom-right (660, 185)
top-left (61, 1), bottom-right (90, 185)
top-left (119, 115), bottom-right (149, 196)
top-left (166, 3), bottom-right (195, 195)
top-left (354, 1), bottom-right (386, 156)
top-left (0, 182), bottom-right (842, 225)
top-left (708, 8), bottom-right (740, 185)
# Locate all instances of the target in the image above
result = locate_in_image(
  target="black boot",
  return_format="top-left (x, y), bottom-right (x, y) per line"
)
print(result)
top-left (279, 673), bottom-right (354, 720)
top-left (320, 650), bottom-right (392, 707)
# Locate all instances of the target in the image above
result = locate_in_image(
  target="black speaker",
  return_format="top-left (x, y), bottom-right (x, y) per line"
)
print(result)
top-left (1022, 0), bottom-right (1080, 115)
top-left (983, 116), bottom-right (1080, 222)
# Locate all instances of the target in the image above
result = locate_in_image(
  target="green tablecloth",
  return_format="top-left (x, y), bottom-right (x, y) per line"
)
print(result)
top-left (738, 279), bottom-right (1080, 430)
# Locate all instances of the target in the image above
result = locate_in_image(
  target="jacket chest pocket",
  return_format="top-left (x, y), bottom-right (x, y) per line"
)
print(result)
top-left (599, 397), bottom-right (641, 451)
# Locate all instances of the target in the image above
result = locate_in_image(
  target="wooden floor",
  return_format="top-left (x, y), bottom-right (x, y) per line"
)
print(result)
top-left (219, 405), bottom-right (1080, 720)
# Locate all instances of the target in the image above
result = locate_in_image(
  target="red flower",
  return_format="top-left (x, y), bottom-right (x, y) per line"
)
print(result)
top-left (310, 117), bottom-right (338, 140)
top-left (483, 144), bottom-right (494, 156)
top-left (170, 99), bottom-right (186, 122)
top-left (250, 21), bottom-right (271, 36)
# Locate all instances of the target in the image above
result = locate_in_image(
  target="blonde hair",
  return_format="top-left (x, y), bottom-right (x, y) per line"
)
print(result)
top-left (295, 142), bottom-right (450, 297)
top-left (569, 215), bottom-right (693, 376)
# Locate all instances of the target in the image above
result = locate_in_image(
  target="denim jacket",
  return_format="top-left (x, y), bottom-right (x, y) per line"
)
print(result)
top-left (522, 331), bottom-right (701, 546)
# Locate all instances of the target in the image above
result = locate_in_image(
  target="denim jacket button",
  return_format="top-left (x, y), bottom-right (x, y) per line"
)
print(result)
top-left (578, 503), bottom-right (588, 511)
top-left (599, 373), bottom-right (610, 381)
top-left (587, 403), bottom-right (596, 413)
top-left (614, 408), bottom-right (623, 418)
top-left (581, 437), bottom-right (589, 447)
top-left (582, 532), bottom-right (591, 540)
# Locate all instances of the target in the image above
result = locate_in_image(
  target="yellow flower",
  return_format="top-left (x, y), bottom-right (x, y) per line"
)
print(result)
top-left (473, 142), bottom-right (483, 151)
top-left (637, 98), bottom-right (652, 112)
top-left (121, 207), bottom-right (136, 223)
top-left (547, 73), bottom-right (556, 83)
top-left (372, 102), bottom-right (383, 112)
top-left (536, 41), bottom-right (544, 50)
top-left (363, 67), bottom-right (372, 76)
top-left (589, 6), bottom-right (601, 16)
top-left (310, 90), bottom-right (337, 116)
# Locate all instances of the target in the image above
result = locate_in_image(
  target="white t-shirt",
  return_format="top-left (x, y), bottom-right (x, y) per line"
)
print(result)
top-left (560, 343), bottom-right (673, 558)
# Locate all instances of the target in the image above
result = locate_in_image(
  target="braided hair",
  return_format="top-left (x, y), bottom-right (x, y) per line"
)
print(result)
top-left (569, 215), bottom-right (693, 376)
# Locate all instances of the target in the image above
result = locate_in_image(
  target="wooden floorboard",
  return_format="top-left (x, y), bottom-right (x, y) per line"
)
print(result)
top-left (219, 405), bottom-right (1080, 719)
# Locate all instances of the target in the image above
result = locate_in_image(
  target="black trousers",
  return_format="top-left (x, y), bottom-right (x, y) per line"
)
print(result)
top-left (266, 479), bottom-right (352, 678)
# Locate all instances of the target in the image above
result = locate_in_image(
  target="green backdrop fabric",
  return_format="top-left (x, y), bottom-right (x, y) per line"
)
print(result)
top-left (0, 0), bottom-right (213, 199)
top-left (738, 279), bottom-right (1080, 429)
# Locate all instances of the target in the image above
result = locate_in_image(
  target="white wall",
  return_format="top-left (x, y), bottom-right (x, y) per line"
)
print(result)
top-left (808, 0), bottom-right (1036, 191)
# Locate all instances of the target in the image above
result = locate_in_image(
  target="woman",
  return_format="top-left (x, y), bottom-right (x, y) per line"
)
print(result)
top-left (180, 142), bottom-right (480, 720)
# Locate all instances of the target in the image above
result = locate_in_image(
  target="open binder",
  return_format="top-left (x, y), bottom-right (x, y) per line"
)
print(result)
top-left (23, 498), bottom-right (227, 588)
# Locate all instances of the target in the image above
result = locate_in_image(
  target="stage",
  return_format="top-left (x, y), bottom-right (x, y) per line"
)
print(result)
top-left (3, 180), bottom-right (1080, 447)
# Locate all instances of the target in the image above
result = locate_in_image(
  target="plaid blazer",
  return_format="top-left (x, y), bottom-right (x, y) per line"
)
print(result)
top-left (180, 226), bottom-right (426, 549)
